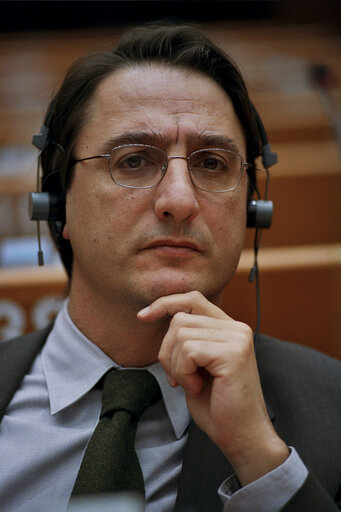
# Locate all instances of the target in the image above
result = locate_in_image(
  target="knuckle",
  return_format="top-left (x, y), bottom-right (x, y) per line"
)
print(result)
top-left (189, 290), bottom-right (203, 302)
top-left (172, 311), bottom-right (187, 326)
top-left (158, 346), bottom-right (171, 365)
top-left (181, 339), bottom-right (197, 359)
top-left (176, 326), bottom-right (188, 342)
top-left (236, 321), bottom-right (254, 341)
top-left (232, 329), bottom-right (255, 360)
top-left (158, 349), bottom-right (167, 365)
top-left (182, 338), bottom-right (194, 352)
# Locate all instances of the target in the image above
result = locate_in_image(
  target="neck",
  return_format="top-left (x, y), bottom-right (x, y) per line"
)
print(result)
top-left (67, 286), bottom-right (169, 367)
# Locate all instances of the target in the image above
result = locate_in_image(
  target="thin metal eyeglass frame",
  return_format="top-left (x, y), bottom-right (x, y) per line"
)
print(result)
top-left (72, 143), bottom-right (250, 193)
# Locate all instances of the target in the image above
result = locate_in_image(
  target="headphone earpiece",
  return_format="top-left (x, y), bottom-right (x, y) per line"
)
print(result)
top-left (28, 191), bottom-right (64, 222)
top-left (29, 168), bottom-right (65, 223)
top-left (247, 199), bottom-right (273, 229)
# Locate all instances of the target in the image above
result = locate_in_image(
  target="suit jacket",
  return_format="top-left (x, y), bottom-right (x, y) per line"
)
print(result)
top-left (1, 325), bottom-right (341, 511)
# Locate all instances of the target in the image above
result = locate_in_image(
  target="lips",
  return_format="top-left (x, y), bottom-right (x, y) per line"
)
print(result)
top-left (143, 239), bottom-right (200, 252)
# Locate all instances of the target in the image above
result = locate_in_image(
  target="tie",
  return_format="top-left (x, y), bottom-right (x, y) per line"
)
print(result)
top-left (71, 369), bottom-right (161, 497)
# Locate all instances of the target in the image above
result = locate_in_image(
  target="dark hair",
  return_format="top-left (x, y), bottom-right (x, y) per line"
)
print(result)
top-left (41, 23), bottom-right (261, 278)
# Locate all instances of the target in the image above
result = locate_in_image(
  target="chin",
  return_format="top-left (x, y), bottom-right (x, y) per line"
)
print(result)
top-left (150, 281), bottom-right (196, 300)
top-left (141, 272), bottom-right (223, 305)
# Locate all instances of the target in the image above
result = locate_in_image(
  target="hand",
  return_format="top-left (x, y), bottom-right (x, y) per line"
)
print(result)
top-left (138, 291), bottom-right (289, 485)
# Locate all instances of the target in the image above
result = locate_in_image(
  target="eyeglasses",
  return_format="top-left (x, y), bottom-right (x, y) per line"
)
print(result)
top-left (72, 144), bottom-right (250, 193)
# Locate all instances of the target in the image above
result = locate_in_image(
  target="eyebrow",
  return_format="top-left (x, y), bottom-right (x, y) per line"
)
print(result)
top-left (101, 130), bottom-right (240, 153)
top-left (102, 131), bottom-right (168, 152)
top-left (189, 132), bottom-right (239, 151)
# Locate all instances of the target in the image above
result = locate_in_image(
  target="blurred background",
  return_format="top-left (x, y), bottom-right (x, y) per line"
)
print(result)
top-left (0, 0), bottom-right (340, 357)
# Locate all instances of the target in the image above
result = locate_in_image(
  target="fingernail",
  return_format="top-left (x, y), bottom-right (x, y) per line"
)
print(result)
top-left (138, 306), bottom-right (151, 317)
top-left (167, 376), bottom-right (178, 387)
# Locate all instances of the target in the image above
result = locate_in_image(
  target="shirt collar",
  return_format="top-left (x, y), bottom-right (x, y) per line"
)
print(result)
top-left (42, 301), bottom-right (190, 439)
top-left (42, 301), bottom-right (116, 415)
top-left (147, 363), bottom-right (190, 439)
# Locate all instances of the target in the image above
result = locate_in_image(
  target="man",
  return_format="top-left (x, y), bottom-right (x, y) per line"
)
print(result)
top-left (0, 24), bottom-right (341, 512)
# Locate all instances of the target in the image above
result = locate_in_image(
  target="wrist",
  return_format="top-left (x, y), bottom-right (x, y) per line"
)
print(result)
top-left (226, 435), bottom-right (290, 486)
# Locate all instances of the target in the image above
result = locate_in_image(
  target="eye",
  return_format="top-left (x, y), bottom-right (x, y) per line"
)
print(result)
top-left (126, 155), bottom-right (142, 168)
top-left (120, 153), bottom-right (146, 169)
top-left (202, 156), bottom-right (221, 170)
top-left (191, 151), bottom-right (229, 172)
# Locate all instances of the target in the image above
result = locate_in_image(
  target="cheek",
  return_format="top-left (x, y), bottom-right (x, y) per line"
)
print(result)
top-left (209, 191), bottom-right (247, 242)
top-left (64, 176), bottom-right (151, 245)
top-left (64, 176), bottom-right (110, 244)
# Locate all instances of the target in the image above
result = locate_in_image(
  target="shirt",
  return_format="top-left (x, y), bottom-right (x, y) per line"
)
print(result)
top-left (0, 301), bottom-right (307, 511)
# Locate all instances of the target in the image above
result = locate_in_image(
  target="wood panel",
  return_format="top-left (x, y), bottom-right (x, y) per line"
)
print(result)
top-left (224, 244), bottom-right (341, 359)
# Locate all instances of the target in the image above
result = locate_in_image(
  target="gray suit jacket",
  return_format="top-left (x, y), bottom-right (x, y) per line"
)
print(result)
top-left (1, 325), bottom-right (341, 511)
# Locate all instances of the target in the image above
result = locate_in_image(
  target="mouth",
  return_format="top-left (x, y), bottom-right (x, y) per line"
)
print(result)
top-left (142, 239), bottom-right (201, 255)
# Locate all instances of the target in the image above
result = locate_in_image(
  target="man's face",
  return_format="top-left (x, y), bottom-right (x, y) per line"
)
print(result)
top-left (63, 65), bottom-right (248, 311)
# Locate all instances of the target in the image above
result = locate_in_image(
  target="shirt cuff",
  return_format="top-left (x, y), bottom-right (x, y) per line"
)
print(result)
top-left (218, 447), bottom-right (308, 512)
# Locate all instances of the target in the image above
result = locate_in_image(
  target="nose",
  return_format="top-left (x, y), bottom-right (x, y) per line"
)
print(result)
top-left (153, 158), bottom-right (200, 223)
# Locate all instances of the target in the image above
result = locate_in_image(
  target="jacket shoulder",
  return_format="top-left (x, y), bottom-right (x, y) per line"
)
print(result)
top-left (256, 333), bottom-right (341, 383)
top-left (256, 335), bottom-right (341, 400)
top-left (0, 324), bottom-right (52, 421)
top-left (0, 324), bottom-right (52, 364)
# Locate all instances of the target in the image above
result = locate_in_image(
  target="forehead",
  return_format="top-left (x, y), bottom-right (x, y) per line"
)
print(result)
top-left (77, 64), bottom-right (246, 154)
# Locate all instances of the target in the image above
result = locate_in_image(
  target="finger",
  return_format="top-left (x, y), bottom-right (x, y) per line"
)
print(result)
top-left (158, 315), bottom-right (248, 368)
top-left (159, 322), bottom-right (253, 386)
top-left (137, 290), bottom-right (228, 322)
top-left (148, 312), bottom-right (235, 334)
top-left (163, 369), bottom-right (202, 396)
top-left (165, 322), bottom-right (239, 347)
top-left (162, 339), bottom-right (227, 397)
top-left (162, 339), bottom-right (205, 396)
top-left (158, 316), bottom-right (248, 391)
top-left (164, 372), bottom-right (179, 388)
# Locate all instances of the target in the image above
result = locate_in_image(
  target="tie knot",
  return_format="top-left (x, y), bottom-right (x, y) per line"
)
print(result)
top-left (100, 369), bottom-right (161, 420)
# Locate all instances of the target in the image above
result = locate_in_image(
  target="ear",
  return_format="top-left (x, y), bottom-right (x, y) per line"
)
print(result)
top-left (62, 223), bottom-right (70, 240)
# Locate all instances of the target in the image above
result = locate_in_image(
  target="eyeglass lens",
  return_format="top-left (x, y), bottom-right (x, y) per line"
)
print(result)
top-left (108, 144), bottom-right (243, 192)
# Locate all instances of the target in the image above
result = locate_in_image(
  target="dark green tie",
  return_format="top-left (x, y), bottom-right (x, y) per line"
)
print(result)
top-left (71, 369), bottom-right (161, 497)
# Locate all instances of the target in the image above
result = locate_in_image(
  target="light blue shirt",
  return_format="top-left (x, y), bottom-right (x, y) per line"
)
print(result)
top-left (0, 302), bottom-right (307, 511)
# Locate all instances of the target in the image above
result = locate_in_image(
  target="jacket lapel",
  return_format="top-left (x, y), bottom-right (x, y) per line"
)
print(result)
top-left (0, 324), bottom-right (52, 422)
top-left (175, 421), bottom-right (235, 511)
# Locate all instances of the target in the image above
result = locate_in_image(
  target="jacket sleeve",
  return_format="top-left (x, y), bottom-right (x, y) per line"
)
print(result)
top-left (281, 471), bottom-right (341, 512)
